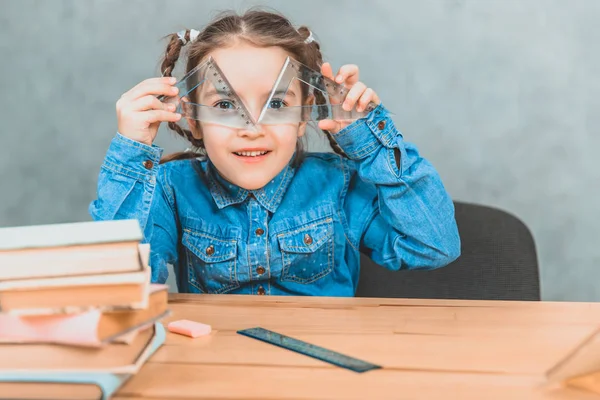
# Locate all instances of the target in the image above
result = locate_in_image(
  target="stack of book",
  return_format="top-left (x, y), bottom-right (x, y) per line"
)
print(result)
top-left (0, 219), bottom-right (169, 399)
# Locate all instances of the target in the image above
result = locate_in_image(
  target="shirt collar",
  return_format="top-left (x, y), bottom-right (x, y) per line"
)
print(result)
top-left (205, 160), bottom-right (295, 213)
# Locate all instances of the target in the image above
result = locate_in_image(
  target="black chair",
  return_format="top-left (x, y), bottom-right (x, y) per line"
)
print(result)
top-left (355, 201), bottom-right (540, 301)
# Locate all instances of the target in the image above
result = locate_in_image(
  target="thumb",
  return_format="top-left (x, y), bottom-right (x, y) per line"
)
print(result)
top-left (318, 119), bottom-right (341, 134)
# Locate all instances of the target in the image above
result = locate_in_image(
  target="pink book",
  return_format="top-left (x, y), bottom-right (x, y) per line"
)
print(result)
top-left (0, 284), bottom-right (169, 347)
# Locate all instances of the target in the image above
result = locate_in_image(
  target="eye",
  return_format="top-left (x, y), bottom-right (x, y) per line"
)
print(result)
top-left (269, 98), bottom-right (287, 109)
top-left (214, 100), bottom-right (235, 109)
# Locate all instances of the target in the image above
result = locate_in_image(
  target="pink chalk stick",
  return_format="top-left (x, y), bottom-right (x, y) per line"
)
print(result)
top-left (167, 319), bottom-right (211, 338)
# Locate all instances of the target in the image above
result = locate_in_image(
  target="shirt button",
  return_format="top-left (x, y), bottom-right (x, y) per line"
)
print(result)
top-left (255, 228), bottom-right (264, 236)
top-left (304, 234), bottom-right (313, 245)
top-left (256, 266), bottom-right (265, 275)
top-left (205, 245), bottom-right (215, 256)
top-left (377, 120), bottom-right (386, 130)
top-left (143, 160), bottom-right (154, 169)
top-left (257, 286), bottom-right (266, 295)
top-left (248, 193), bottom-right (255, 199)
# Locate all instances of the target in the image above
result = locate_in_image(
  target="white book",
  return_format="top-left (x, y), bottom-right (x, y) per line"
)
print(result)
top-left (0, 219), bottom-right (144, 281)
top-left (0, 219), bottom-right (142, 251)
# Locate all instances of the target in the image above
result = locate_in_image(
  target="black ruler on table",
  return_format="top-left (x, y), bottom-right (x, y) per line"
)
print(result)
top-left (237, 327), bottom-right (381, 373)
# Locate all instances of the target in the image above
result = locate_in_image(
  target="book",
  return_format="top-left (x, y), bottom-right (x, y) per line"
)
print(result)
top-left (0, 284), bottom-right (169, 346)
top-left (0, 375), bottom-right (130, 400)
top-left (0, 268), bottom-right (150, 315)
top-left (0, 322), bottom-right (163, 373)
top-left (0, 219), bottom-right (143, 281)
top-left (0, 243), bottom-right (152, 315)
top-left (0, 322), bottom-right (166, 400)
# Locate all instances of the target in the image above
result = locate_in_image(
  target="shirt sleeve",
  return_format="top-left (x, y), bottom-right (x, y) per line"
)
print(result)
top-left (88, 133), bottom-right (178, 283)
top-left (335, 103), bottom-right (461, 270)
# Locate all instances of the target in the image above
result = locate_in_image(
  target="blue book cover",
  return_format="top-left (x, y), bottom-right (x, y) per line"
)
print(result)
top-left (0, 322), bottom-right (165, 400)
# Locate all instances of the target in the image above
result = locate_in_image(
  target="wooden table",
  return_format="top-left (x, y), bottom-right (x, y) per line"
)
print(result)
top-left (114, 294), bottom-right (600, 400)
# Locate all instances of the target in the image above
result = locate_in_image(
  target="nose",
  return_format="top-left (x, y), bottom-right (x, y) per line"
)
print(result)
top-left (238, 123), bottom-right (265, 139)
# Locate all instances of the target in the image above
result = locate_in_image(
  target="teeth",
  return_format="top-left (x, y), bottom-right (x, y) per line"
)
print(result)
top-left (235, 150), bottom-right (268, 157)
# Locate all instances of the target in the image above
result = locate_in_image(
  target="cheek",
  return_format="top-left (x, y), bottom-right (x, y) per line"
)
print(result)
top-left (201, 124), bottom-right (235, 151)
top-left (269, 125), bottom-right (301, 150)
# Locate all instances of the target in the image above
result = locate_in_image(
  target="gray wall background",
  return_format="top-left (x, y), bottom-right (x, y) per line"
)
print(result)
top-left (1, 0), bottom-right (598, 301)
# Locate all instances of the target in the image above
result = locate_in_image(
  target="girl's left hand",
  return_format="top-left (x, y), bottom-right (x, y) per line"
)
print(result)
top-left (318, 62), bottom-right (380, 134)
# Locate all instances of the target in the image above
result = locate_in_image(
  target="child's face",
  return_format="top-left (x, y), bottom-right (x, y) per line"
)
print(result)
top-left (189, 42), bottom-right (306, 190)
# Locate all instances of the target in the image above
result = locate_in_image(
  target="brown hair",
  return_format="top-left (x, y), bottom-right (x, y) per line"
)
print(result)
top-left (158, 8), bottom-right (345, 164)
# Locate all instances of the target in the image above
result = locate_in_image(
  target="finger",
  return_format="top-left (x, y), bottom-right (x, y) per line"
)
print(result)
top-left (343, 82), bottom-right (367, 111)
top-left (318, 119), bottom-right (341, 133)
top-left (357, 89), bottom-right (381, 113)
top-left (131, 95), bottom-right (177, 112)
top-left (357, 88), bottom-right (375, 113)
top-left (142, 110), bottom-right (182, 125)
top-left (321, 62), bottom-right (335, 81)
top-left (321, 62), bottom-right (339, 105)
top-left (123, 77), bottom-right (178, 101)
top-left (320, 63), bottom-right (342, 107)
top-left (335, 64), bottom-right (359, 86)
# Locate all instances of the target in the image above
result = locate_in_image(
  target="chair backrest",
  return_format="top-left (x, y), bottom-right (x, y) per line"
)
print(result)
top-left (355, 201), bottom-right (541, 301)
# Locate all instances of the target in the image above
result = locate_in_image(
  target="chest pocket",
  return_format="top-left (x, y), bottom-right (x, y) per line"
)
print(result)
top-left (277, 217), bottom-right (334, 284)
top-left (182, 228), bottom-right (240, 294)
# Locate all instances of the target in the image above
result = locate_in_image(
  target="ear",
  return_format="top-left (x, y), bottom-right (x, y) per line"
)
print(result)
top-left (186, 117), bottom-right (202, 139)
top-left (297, 122), bottom-right (307, 138)
top-left (305, 93), bottom-right (316, 106)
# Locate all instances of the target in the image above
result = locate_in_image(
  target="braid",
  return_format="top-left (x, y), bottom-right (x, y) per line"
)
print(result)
top-left (297, 26), bottom-right (348, 159)
top-left (159, 30), bottom-right (205, 155)
top-left (322, 128), bottom-right (347, 158)
top-left (160, 30), bottom-right (188, 77)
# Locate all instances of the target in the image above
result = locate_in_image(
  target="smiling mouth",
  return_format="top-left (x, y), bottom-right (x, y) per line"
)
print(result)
top-left (233, 150), bottom-right (271, 157)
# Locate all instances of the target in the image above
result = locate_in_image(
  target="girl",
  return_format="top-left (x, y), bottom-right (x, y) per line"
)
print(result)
top-left (89, 9), bottom-right (460, 296)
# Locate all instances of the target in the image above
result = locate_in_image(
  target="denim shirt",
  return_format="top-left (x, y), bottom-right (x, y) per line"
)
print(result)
top-left (89, 103), bottom-right (460, 296)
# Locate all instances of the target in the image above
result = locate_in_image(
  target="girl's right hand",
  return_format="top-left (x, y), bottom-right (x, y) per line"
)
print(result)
top-left (116, 77), bottom-right (182, 146)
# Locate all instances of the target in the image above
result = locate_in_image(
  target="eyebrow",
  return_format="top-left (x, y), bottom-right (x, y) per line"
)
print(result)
top-left (202, 88), bottom-right (297, 99)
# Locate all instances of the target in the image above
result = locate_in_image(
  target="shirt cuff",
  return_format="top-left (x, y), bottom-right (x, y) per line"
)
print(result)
top-left (331, 103), bottom-right (399, 160)
top-left (102, 133), bottom-right (164, 181)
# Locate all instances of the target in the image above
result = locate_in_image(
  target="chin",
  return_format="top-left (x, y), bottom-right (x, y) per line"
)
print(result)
top-left (226, 173), bottom-right (271, 191)
top-left (238, 180), bottom-right (270, 191)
